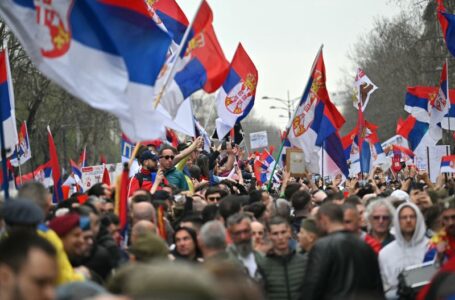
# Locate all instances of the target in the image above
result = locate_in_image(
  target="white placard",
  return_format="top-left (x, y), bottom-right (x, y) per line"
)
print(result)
top-left (81, 163), bottom-right (123, 191)
top-left (414, 145), bottom-right (450, 182)
top-left (250, 131), bottom-right (268, 149)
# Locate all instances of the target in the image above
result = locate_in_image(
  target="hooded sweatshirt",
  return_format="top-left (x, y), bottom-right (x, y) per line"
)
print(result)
top-left (378, 202), bottom-right (429, 299)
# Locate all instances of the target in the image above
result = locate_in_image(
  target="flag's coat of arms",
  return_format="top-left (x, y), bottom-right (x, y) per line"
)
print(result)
top-left (225, 73), bottom-right (256, 115)
top-left (35, 0), bottom-right (72, 58)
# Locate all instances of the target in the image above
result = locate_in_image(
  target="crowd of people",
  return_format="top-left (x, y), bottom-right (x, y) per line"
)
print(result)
top-left (2, 137), bottom-right (455, 300)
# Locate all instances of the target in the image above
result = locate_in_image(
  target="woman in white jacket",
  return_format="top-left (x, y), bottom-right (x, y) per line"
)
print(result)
top-left (378, 201), bottom-right (429, 299)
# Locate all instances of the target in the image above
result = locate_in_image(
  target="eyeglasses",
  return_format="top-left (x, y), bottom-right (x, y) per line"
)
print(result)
top-left (372, 215), bottom-right (390, 221)
top-left (160, 155), bottom-right (175, 160)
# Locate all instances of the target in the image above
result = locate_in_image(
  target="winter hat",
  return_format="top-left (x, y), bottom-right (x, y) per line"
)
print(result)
top-left (48, 213), bottom-right (80, 237)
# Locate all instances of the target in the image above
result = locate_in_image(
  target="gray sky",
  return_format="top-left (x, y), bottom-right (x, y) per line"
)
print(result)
top-left (178, 0), bottom-right (402, 128)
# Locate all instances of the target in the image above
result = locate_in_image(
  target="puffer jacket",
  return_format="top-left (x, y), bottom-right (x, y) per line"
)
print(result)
top-left (258, 250), bottom-right (306, 300)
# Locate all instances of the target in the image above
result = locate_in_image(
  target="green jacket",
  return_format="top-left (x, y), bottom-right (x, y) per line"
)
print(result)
top-left (164, 167), bottom-right (189, 191)
top-left (258, 250), bottom-right (306, 300)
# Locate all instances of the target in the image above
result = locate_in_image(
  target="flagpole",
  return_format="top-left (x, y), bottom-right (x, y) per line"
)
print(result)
top-left (267, 45), bottom-right (324, 191)
top-left (16, 145), bottom-right (22, 185)
top-left (0, 108), bottom-right (9, 200)
top-left (153, 0), bottom-right (205, 108)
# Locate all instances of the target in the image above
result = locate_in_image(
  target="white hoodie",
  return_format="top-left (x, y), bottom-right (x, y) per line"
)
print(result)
top-left (378, 202), bottom-right (429, 299)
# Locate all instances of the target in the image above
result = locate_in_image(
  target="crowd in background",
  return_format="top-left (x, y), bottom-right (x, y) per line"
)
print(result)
top-left (2, 137), bottom-right (455, 300)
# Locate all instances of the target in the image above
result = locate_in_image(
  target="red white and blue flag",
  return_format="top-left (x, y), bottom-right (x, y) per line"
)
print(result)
top-left (155, 0), bottom-right (230, 117)
top-left (441, 155), bottom-right (455, 173)
top-left (47, 127), bottom-right (63, 202)
top-left (287, 47), bottom-right (345, 174)
top-left (216, 43), bottom-right (258, 139)
top-left (15, 161), bottom-right (52, 188)
top-left (253, 150), bottom-right (280, 185)
top-left (397, 114), bottom-right (437, 153)
top-left (10, 121), bottom-right (31, 167)
top-left (429, 61), bottom-right (449, 140)
top-left (0, 0), bottom-right (176, 141)
top-left (438, 0), bottom-right (455, 58)
top-left (0, 46), bottom-right (17, 155)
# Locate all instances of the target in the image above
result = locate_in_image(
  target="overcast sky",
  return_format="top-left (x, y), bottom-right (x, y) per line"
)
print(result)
top-left (178, 0), bottom-right (403, 127)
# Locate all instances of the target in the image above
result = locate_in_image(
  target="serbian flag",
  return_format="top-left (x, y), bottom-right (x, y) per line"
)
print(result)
top-left (155, 0), bottom-right (230, 117)
top-left (353, 68), bottom-right (378, 112)
top-left (429, 61), bottom-right (449, 141)
top-left (0, 46), bottom-right (17, 155)
top-left (405, 86), bottom-right (433, 123)
top-left (438, 0), bottom-right (455, 58)
top-left (0, 0), bottom-right (180, 142)
top-left (15, 161), bottom-right (52, 187)
top-left (166, 128), bottom-right (179, 147)
top-left (442, 89), bottom-right (455, 129)
top-left (397, 115), bottom-right (437, 153)
top-left (441, 155), bottom-right (455, 173)
top-left (287, 47), bottom-right (345, 174)
top-left (148, 0), bottom-right (189, 48)
top-left (47, 127), bottom-right (63, 202)
top-left (10, 121), bottom-right (31, 167)
top-left (320, 131), bottom-right (350, 178)
top-left (253, 150), bottom-right (279, 185)
top-left (70, 159), bottom-right (82, 180)
top-left (215, 43), bottom-right (258, 138)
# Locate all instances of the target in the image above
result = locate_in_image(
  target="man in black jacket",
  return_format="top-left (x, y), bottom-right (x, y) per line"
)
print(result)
top-left (301, 203), bottom-right (384, 300)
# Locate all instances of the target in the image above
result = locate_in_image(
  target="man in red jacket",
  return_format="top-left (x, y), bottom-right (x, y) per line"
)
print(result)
top-left (128, 151), bottom-right (167, 197)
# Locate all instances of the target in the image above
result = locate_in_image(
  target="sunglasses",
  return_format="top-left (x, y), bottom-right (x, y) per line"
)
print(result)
top-left (160, 155), bottom-right (175, 160)
top-left (207, 196), bottom-right (221, 201)
top-left (372, 215), bottom-right (390, 221)
top-left (443, 215), bottom-right (455, 222)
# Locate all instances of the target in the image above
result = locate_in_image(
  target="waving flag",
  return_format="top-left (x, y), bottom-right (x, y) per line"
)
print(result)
top-left (10, 121), bottom-right (31, 167)
top-left (155, 0), bottom-right (229, 117)
top-left (216, 44), bottom-right (258, 138)
top-left (353, 68), bottom-right (378, 111)
top-left (254, 150), bottom-right (280, 185)
top-left (0, 0), bottom-right (175, 142)
top-left (0, 46), bottom-right (17, 155)
top-left (441, 155), bottom-right (455, 173)
top-left (438, 0), bottom-right (455, 58)
top-left (321, 131), bottom-right (350, 177)
top-left (405, 86), bottom-right (433, 123)
top-left (287, 47), bottom-right (345, 173)
top-left (15, 161), bottom-right (52, 187)
top-left (47, 127), bottom-right (63, 202)
top-left (429, 61), bottom-right (449, 140)
top-left (148, 0), bottom-right (189, 46)
top-left (397, 115), bottom-right (437, 153)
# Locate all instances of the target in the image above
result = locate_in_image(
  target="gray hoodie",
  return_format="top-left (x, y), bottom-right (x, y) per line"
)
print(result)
top-left (378, 202), bottom-right (429, 299)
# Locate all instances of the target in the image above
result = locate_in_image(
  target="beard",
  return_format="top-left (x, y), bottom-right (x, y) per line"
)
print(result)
top-left (235, 240), bottom-right (253, 257)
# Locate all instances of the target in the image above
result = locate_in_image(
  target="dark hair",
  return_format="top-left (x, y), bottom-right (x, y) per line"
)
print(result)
top-left (317, 202), bottom-right (344, 223)
top-left (132, 193), bottom-right (153, 204)
top-left (244, 202), bottom-right (266, 220)
top-left (18, 181), bottom-right (49, 211)
top-left (196, 154), bottom-right (210, 180)
top-left (87, 183), bottom-right (106, 197)
top-left (189, 165), bottom-right (202, 181)
top-left (266, 216), bottom-right (290, 232)
top-left (345, 195), bottom-right (361, 206)
top-left (423, 205), bottom-right (443, 231)
top-left (248, 190), bottom-right (261, 204)
top-left (284, 183), bottom-right (302, 200)
top-left (202, 204), bottom-right (219, 224)
top-left (102, 212), bottom-right (120, 227)
top-left (290, 190), bottom-right (311, 211)
top-left (172, 226), bottom-right (202, 259)
top-left (219, 196), bottom-right (242, 221)
top-left (0, 230), bottom-right (56, 272)
top-left (205, 187), bottom-right (224, 200)
top-left (159, 145), bottom-right (177, 156)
